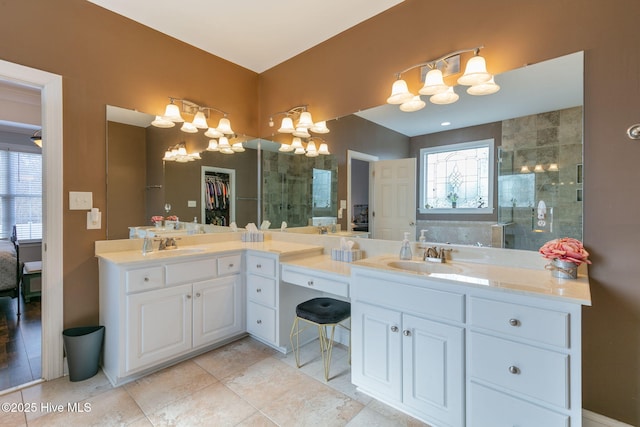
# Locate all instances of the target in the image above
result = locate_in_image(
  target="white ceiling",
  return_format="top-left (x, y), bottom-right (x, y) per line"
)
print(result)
top-left (87, 0), bottom-right (404, 73)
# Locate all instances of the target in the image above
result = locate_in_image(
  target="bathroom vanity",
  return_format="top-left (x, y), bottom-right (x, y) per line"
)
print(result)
top-left (96, 234), bottom-right (590, 427)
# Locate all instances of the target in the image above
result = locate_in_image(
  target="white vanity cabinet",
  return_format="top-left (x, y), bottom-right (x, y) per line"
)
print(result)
top-left (245, 251), bottom-right (279, 345)
top-left (351, 268), bottom-right (465, 427)
top-left (99, 252), bottom-right (244, 386)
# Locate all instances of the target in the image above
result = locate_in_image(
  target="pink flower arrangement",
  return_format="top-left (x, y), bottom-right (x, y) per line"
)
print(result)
top-left (539, 237), bottom-right (591, 265)
top-left (151, 215), bottom-right (164, 224)
top-left (165, 215), bottom-right (178, 221)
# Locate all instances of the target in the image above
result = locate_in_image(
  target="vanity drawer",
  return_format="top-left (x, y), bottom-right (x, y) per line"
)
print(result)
top-left (281, 266), bottom-right (349, 298)
top-left (217, 254), bottom-right (242, 276)
top-left (246, 254), bottom-right (276, 277)
top-left (470, 332), bottom-right (569, 408)
top-left (165, 257), bottom-right (217, 285)
top-left (470, 296), bottom-right (569, 348)
top-left (356, 276), bottom-right (464, 323)
top-left (126, 266), bottom-right (164, 294)
top-left (469, 382), bottom-right (569, 427)
top-left (247, 301), bottom-right (276, 343)
top-left (247, 274), bottom-right (277, 307)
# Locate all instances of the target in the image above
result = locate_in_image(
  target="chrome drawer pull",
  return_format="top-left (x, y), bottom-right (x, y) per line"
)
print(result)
top-left (307, 280), bottom-right (314, 286)
top-left (229, 263), bottom-right (234, 268)
top-left (256, 288), bottom-right (262, 293)
top-left (403, 330), bottom-right (411, 336)
top-left (144, 277), bottom-right (149, 282)
top-left (257, 319), bottom-right (262, 324)
top-left (508, 365), bottom-right (521, 375)
top-left (256, 264), bottom-right (262, 268)
top-left (390, 326), bottom-right (399, 332)
top-left (508, 318), bottom-right (521, 327)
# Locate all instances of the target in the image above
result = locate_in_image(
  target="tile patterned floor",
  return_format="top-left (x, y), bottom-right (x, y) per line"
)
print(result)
top-left (0, 336), bottom-right (430, 426)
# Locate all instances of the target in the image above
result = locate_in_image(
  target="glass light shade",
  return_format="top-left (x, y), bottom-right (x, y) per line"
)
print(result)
top-left (206, 140), bottom-right (219, 151)
top-left (218, 136), bottom-right (231, 148)
top-left (310, 121), bottom-right (330, 134)
top-left (548, 163), bottom-right (559, 171)
top-left (386, 79), bottom-right (414, 105)
top-left (294, 147), bottom-right (306, 155)
top-left (429, 87), bottom-right (459, 105)
top-left (32, 138), bottom-right (42, 148)
top-left (291, 137), bottom-right (304, 149)
top-left (163, 150), bottom-right (174, 161)
top-left (534, 164), bottom-right (544, 173)
top-left (297, 111), bottom-right (314, 128)
top-left (318, 143), bottom-right (330, 155)
top-left (306, 140), bottom-right (317, 153)
top-left (399, 95), bottom-right (426, 112)
top-left (180, 121), bottom-right (198, 133)
top-left (419, 69), bottom-right (449, 95)
top-left (189, 152), bottom-right (201, 160)
top-left (152, 115), bottom-right (175, 128)
top-left (231, 142), bottom-right (245, 152)
top-left (457, 55), bottom-right (492, 86)
top-left (293, 127), bottom-right (311, 138)
top-left (278, 117), bottom-right (295, 133)
top-left (220, 147), bottom-right (234, 155)
top-left (176, 157), bottom-right (189, 163)
top-left (520, 165), bottom-right (531, 173)
top-left (192, 111), bottom-right (208, 129)
top-left (204, 127), bottom-right (223, 138)
top-left (177, 145), bottom-right (188, 156)
top-left (216, 117), bottom-right (234, 135)
top-left (467, 76), bottom-right (500, 96)
top-left (279, 143), bottom-right (292, 152)
top-left (163, 103), bottom-right (184, 122)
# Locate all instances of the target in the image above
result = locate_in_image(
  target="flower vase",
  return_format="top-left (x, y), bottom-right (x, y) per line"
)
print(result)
top-left (155, 221), bottom-right (161, 229)
top-left (549, 259), bottom-right (578, 279)
top-left (452, 201), bottom-right (457, 208)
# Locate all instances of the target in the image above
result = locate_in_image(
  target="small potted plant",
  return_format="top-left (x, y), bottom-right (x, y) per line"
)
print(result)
top-left (151, 215), bottom-right (164, 228)
top-left (447, 192), bottom-right (458, 208)
top-left (539, 237), bottom-right (591, 279)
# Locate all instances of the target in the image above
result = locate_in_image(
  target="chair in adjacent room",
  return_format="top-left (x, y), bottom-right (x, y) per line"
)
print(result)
top-left (289, 297), bottom-right (350, 382)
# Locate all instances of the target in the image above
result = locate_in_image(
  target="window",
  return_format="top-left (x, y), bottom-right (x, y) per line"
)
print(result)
top-left (0, 150), bottom-right (42, 240)
top-left (419, 139), bottom-right (494, 214)
top-left (312, 168), bottom-right (332, 208)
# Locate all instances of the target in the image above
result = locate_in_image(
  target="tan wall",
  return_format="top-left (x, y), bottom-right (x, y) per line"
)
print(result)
top-left (0, 0), bottom-right (639, 423)
top-left (260, 0), bottom-right (640, 424)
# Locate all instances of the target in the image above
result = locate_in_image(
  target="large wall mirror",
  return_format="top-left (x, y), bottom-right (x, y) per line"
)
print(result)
top-left (106, 51), bottom-right (583, 251)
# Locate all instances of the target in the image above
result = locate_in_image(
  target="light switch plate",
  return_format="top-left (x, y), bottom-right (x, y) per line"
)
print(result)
top-left (188, 200), bottom-right (197, 207)
top-left (69, 191), bottom-right (92, 210)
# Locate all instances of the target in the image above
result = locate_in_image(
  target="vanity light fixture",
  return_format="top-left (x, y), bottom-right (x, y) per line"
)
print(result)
top-left (269, 105), bottom-right (332, 154)
top-left (387, 46), bottom-right (500, 113)
top-left (154, 97), bottom-right (235, 137)
top-left (163, 142), bottom-right (201, 162)
top-left (30, 129), bottom-right (42, 148)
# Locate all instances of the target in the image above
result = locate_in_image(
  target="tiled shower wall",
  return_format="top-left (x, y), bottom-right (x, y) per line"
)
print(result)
top-left (262, 151), bottom-right (338, 227)
top-left (499, 106), bottom-right (583, 250)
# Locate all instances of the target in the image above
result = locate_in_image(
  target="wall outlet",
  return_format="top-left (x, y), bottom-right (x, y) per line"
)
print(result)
top-left (69, 191), bottom-right (92, 210)
top-left (188, 200), bottom-right (197, 207)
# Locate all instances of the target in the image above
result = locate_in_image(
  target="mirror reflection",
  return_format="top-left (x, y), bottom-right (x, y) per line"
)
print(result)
top-left (106, 51), bottom-right (583, 251)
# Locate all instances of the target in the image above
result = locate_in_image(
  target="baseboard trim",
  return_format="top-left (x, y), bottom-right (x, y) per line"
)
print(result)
top-left (583, 409), bottom-right (635, 427)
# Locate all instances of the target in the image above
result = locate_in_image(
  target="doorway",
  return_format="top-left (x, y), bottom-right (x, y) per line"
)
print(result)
top-left (347, 150), bottom-right (378, 234)
top-left (0, 59), bottom-right (64, 387)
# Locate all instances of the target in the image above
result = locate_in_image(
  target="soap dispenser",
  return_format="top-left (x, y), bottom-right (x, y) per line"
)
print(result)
top-left (399, 232), bottom-right (413, 260)
top-left (418, 229), bottom-right (428, 249)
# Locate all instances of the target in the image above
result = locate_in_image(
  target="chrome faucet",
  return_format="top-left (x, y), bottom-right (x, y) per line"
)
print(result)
top-left (158, 237), bottom-right (178, 250)
top-left (423, 246), bottom-right (451, 263)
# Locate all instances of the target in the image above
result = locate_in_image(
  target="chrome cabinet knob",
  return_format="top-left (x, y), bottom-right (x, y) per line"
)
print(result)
top-left (144, 277), bottom-right (149, 282)
top-left (403, 330), bottom-right (411, 336)
top-left (256, 288), bottom-right (262, 293)
top-left (307, 280), bottom-right (314, 286)
top-left (195, 292), bottom-right (201, 298)
top-left (508, 365), bottom-right (521, 375)
top-left (186, 294), bottom-right (192, 299)
top-left (229, 263), bottom-right (234, 268)
top-left (390, 326), bottom-right (399, 332)
top-left (257, 320), bottom-right (262, 324)
top-left (256, 264), bottom-right (262, 268)
top-left (509, 318), bottom-right (521, 327)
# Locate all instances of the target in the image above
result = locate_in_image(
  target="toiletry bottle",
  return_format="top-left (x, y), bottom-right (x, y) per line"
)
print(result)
top-left (399, 232), bottom-right (412, 260)
top-left (418, 229), bottom-right (427, 249)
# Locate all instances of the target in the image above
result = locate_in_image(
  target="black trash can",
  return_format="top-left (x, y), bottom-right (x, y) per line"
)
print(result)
top-left (62, 326), bottom-right (105, 382)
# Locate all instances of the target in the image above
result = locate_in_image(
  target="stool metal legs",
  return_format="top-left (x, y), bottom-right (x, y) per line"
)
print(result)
top-left (289, 315), bottom-right (350, 382)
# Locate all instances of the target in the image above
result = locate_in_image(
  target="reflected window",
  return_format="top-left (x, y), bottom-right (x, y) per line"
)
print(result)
top-left (312, 168), bottom-right (332, 208)
top-left (419, 139), bottom-right (494, 214)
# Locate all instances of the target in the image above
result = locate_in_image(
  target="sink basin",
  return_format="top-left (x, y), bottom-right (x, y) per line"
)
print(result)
top-left (144, 247), bottom-right (206, 257)
top-left (387, 260), bottom-right (462, 275)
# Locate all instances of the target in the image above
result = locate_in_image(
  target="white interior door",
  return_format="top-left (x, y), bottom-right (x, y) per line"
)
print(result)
top-left (371, 158), bottom-right (416, 240)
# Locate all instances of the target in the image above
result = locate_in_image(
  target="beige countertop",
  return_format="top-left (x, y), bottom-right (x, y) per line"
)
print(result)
top-left (96, 240), bottom-right (323, 265)
top-left (280, 254), bottom-right (353, 277)
top-left (352, 255), bottom-right (592, 306)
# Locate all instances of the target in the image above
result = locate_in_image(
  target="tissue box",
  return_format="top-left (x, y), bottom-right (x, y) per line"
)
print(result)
top-left (241, 231), bottom-right (264, 242)
top-left (331, 248), bottom-right (363, 263)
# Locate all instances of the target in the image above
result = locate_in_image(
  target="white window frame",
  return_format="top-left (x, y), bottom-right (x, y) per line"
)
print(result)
top-left (419, 139), bottom-right (495, 214)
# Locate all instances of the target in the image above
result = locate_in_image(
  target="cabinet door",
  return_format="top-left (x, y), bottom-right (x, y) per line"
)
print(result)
top-left (193, 275), bottom-right (244, 347)
top-left (352, 302), bottom-right (402, 400)
top-left (126, 284), bottom-right (192, 372)
top-left (403, 314), bottom-right (465, 427)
